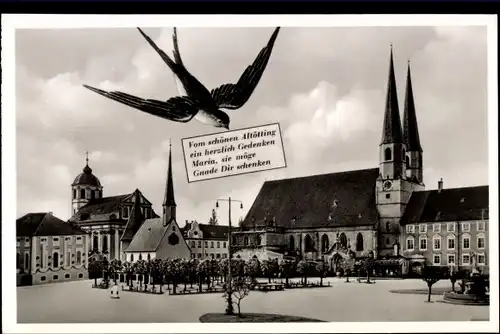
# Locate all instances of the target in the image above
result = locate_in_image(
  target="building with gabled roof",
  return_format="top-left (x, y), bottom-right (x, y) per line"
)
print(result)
top-left (232, 48), bottom-right (489, 275)
top-left (123, 142), bottom-right (190, 262)
top-left (68, 155), bottom-right (159, 261)
top-left (182, 218), bottom-right (230, 260)
top-left (16, 212), bottom-right (89, 285)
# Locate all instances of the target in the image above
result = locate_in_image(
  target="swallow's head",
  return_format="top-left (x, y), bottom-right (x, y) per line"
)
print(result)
top-left (215, 110), bottom-right (230, 130)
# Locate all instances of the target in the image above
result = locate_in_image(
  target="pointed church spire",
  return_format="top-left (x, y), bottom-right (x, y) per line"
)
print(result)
top-left (403, 61), bottom-right (423, 152)
top-left (163, 139), bottom-right (176, 207)
top-left (380, 46), bottom-right (403, 145)
top-left (162, 140), bottom-right (176, 225)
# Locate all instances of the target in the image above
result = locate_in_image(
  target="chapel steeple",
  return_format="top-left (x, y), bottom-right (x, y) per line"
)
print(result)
top-left (162, 140), bottom-right (177, 225)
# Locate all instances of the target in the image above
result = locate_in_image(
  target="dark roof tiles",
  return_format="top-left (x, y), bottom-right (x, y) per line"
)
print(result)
top-left (182, 223), bottom-right (229, 240)
top-left (241, 168), bottom-right (380, 229)
top-left (17, 213), bottom-right (87, 237)
top-left (401, 185), bottom-right (489, 224)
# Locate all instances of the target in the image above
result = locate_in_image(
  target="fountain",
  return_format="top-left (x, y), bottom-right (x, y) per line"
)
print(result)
top-left (443, 253), bottom-right (489, 305)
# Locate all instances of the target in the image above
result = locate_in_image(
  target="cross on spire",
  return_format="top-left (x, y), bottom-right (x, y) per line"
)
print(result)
top-left (85, 151), bottom-right (89, 165)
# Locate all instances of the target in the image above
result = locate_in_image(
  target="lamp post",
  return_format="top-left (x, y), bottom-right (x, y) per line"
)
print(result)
top-left (216, 197), bottom-right (243, 316)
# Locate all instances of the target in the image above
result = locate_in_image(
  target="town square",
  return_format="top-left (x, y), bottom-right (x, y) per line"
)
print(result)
top-left (17, 275), bottom-right (489, 323)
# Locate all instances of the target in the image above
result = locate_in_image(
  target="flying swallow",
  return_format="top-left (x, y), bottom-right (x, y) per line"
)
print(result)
top-left (83, 27), bottom-right (281, 130)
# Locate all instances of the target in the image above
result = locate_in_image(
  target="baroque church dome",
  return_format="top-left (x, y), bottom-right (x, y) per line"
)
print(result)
top-left (72, 163), bottom-right (101, 187)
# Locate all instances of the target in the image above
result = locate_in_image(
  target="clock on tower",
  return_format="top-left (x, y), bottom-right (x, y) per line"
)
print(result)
top-left (383, 180), bottom-right (393, 191)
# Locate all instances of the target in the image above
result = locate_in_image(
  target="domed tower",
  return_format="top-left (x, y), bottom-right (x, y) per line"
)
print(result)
top-left (71, 152), bottom-right (103, 215)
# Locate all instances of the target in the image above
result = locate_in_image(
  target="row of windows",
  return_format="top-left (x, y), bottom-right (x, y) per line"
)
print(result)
top-left (190, 240), bottom-right (227, 249)
top-left (37, 250), bottom-right (84, 268)
top-left (40, 273), bottom-right (84, 281)
top-left (73, 188), bottom-right (102, 200)
top-left (406, 221), bottom-right (486, 234)
top-left (18, 250), bottom-right (85, 270)
top-left (129, 253), bottom-right (152, 262)
top-left (432, 253), bottom-right (486, 266)
top-left (406, 234), bottom-right (486, 251)
top-left (122, 206), bottom-right (153, 219)
top-left (18, 236), bottom-right (83, 245)
top-left (291, 233), bottom-right (364, 253)
top-left (191, 253), bottom-right (228, 259)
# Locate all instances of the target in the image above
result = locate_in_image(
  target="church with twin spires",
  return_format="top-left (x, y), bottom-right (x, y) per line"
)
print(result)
top-left (232, 48), bottom-right (489, 274)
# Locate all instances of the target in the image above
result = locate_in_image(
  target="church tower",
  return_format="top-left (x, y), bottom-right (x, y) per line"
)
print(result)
top-left (379, 46), bottom-right (406, 181)
top-left (376, 48), bottom-right (424, 258)
top-left (403, 62), bottom-right (424, 184)
top-left (163, 141), bottom-right (177, 226)
top-left (71, 152), bottom-right (102, 215)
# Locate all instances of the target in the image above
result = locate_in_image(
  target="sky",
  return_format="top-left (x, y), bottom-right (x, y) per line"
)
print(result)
top-left (15, 25), bottom-right (489, 226)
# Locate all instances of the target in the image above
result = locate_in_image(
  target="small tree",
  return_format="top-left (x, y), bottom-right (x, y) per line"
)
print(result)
top-left (88, 259), bottom-right (101, 287)
top-left (245, 258), bottom-right (261, 284)
top-left (279, 260), bottom-right (295, 286)
top-left (316, 260), bottom-right (327, 286)
top-left (421, 265), bottom-right (440, 303)
top-left (222, 276), bottom-right (252, 317)
top-left (362, 252), bottom-right (376, 283)
top-left (296, 260), bottom-right (308, 286)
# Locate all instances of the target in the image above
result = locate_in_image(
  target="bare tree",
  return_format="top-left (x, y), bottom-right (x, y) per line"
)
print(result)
top-left (421, 265), bottom-right (440, 303)
top-left (222, 276), bottom-right (252, 317)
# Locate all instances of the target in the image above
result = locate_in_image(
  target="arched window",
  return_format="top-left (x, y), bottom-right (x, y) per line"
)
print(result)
top-left (384, 148), bottom-right (392, 161)
top-left (139, 254), bottom-right (143, 260)
top-left (102, 235), bottom-right (108, 252)
top-left (304, 234), bottom-right (314, 252)
top-left (462, 233), bottom-right (471, 249)
top-left (289, 235), bottom-right (295, 250)
top-left (90, 190), bottom-right (95, 199)
top-left (339, 233), bottom-right (347, 249)
top-left (76, 251), bottom-right (81, 265)
top-left (243, 236), bottom-right (249, 246)
top-left (73, 189), bottom-right (77, 199)
top-left (16, 253), bottom-right (20, 270)
top-left (386, 222), bottom-right (391, 232)
top-left (356, 233), bottom-right (364, 251)
top-left (406, 236), bottom-right (415, 251)
top-left (406, 156), bottom-right (410, 166)
top-left (419, 236), bottom-right (427, 250)
top-left (53, 252), bottom-right (59, 268)
top-left (147, 254), bottom-right (151, 261)
top-left (321, 234), bottom-right (329, 253)
top-left (25, 253), bottom-right (30, 269)
top-left (447, 234), bottom-right (456, 250)
top-left (93, 235), bottom-right (98, 250)
top-left (402, 149), bottom-right (406, 161)
top-left (433, 235), bottom-right (442, 251)
top-left (80, 189), bottom-right (85, 199)
top-left (130, 253), bottom-right (134, 262)
top-left (66, 251), bottom-right (71, 266)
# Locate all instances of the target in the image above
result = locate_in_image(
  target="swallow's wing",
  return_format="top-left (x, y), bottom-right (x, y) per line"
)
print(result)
top-left (137, 27), bottom-right (213, 103)
top-left (171, 27), bottom-right (187, 96)
top-left (172, 27), bottom-right (184, 66)
top-left (210, 27), bottom-right (280, 110)
top-left (83, 85), bottom-right (199, 123)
